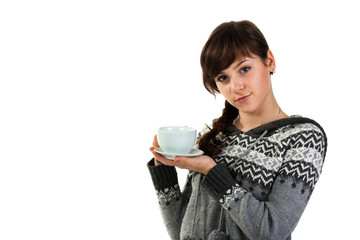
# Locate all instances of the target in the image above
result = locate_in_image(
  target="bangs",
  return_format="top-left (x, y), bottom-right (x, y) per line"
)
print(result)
top-left (202, 30), bottom-right (252, 79)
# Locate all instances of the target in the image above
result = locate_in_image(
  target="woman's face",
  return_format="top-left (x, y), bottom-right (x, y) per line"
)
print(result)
top-left (214, 50), bottom-right (276, 115)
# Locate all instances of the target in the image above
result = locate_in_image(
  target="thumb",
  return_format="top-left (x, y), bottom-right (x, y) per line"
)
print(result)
top-left (152, 134), bottom-right (160, 148)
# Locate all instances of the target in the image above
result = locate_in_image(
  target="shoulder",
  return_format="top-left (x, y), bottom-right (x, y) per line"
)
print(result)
top-left (280, 117), bottom-right (327, 158)
top-left (283, 121), bottom-right (325, 138)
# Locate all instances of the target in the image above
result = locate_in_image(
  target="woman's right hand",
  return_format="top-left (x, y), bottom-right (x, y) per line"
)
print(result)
top-left (149, 135), bottom-right (162, 166)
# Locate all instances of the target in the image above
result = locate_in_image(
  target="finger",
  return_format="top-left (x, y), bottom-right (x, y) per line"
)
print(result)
top-left (174, 156), bottom-right (182, 162)
top-left (174, 156), bottom-right (202, 171)
top-left (174, 156), bottom-right (193, 163)
top-left (173, 156), bottom-right (191, 169)
top-left (152, 134), bottom-right (160, 148)
top-left (150, 149), bottom-right (176, 166)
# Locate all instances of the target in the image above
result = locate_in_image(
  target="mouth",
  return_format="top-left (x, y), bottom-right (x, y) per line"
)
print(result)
top-left (236, 94), bottom-right (251, 103)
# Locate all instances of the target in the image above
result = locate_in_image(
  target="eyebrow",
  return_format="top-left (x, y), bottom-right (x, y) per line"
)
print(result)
top-left (232, 59), bottom-right (249, 70)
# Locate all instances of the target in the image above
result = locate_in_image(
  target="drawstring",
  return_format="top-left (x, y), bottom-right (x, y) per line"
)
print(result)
top-left (217, 207), bottom-right (224, 231)
top-left (190, 173), bottom-right (201, 237)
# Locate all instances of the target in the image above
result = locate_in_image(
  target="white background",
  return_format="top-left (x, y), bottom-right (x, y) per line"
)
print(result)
top-left (0, 0), bottom-right (359, 239)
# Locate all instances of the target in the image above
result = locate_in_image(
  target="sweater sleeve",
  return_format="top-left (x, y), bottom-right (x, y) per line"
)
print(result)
top-left (202, 126), bottom-right (326, 240)
top-left (147, 159), bottom-right (192, 240)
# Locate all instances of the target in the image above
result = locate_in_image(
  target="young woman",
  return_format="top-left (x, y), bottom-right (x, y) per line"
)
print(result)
top-left (148, 20), bottom-right (327, 240)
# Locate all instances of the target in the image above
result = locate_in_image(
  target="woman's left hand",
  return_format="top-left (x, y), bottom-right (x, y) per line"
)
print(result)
top-left (149, 147), bottom-right (217, 175)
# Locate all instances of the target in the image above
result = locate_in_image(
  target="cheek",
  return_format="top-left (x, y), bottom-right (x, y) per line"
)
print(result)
top-left (216, 84), bottom-right (230, 98)
top-left (253, 74), bottom-right (271, 94)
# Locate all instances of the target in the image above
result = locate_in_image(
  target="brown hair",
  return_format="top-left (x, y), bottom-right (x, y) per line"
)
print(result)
top-left (198, 20), bottom-right (272, 156)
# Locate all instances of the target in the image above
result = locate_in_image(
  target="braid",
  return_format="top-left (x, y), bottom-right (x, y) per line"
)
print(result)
top-left (198, 101), bottom-right (238, 156)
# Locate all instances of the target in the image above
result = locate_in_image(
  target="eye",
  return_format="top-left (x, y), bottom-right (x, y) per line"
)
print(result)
top-left (216, 75), bottom-right (228, 83)
top-left (240, 66), bottom-right (251, 73)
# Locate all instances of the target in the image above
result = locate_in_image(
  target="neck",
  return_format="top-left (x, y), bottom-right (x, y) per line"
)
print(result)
top-left (235, 99), bottom-right (287, 132)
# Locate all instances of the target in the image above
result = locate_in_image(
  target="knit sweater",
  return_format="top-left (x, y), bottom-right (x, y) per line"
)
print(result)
top-left (148, 116), bottom-right (327, 240)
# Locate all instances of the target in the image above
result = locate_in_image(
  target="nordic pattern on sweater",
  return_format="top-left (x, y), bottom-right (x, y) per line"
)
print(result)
top-left (148, 117), bottom-right (327, 240)
top-left (215, 122), bottom-right (325, 206)
top-left (156, 184), bottom-right (181, 205)
top-left (155, 122), bottom-right (325, 205)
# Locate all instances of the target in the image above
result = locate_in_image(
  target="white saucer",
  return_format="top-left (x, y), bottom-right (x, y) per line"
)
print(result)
top-left (154, 148), bottom-right (204, 160)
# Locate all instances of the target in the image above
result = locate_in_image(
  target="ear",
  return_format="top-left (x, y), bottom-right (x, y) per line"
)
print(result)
top-left (266, 49), bottom-right (276, 73)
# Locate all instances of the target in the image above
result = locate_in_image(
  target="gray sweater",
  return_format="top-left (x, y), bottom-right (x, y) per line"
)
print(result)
top-left (148, 117), bottom-right (327, 240)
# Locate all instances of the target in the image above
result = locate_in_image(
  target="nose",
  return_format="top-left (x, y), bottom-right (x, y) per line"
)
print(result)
top-left (230, 76), bottom-right (244, 92)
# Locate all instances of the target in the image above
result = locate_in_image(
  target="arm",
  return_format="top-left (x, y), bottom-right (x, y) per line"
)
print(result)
top-left (202, 128), bottom-right (326, 240)
top-left (147, 159), bottom-right (192, 240)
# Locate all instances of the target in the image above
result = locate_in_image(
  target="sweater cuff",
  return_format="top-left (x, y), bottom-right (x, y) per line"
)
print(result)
top-left (202, 162), bottom-right (237, 200)
top-left (147, 158), bottom-right (178, 191)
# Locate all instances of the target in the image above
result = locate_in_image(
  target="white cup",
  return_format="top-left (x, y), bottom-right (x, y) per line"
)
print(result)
top-left (157, 126), bottom-right (197, 154)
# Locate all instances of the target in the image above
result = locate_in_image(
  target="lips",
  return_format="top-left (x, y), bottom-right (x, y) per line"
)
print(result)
top-left (236, 94), bottom-right (251, 103)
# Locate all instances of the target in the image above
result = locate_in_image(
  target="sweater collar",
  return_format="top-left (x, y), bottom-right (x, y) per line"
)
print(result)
top-left (224, 115), bottom-right (324, 137)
